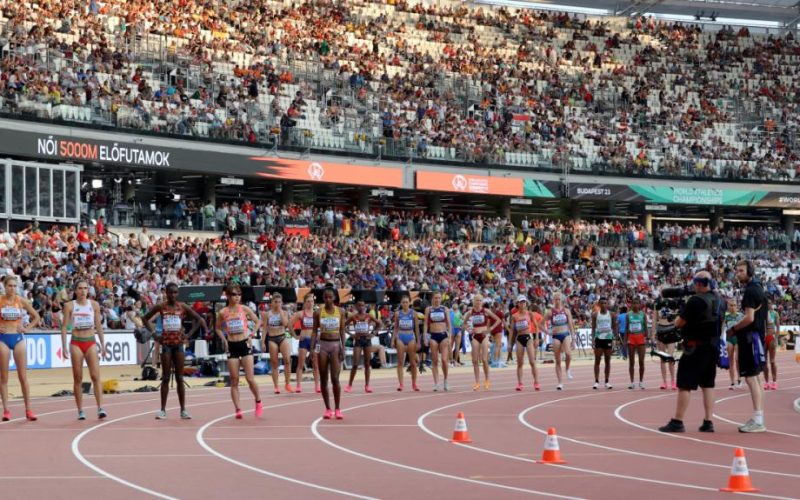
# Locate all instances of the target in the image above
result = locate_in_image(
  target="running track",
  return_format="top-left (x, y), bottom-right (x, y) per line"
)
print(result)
top-left (1, 356), bottom-right (798, 499)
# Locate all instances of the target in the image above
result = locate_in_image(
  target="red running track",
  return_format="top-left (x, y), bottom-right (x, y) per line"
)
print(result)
top-left (0, 356), bottom-right (798, 499)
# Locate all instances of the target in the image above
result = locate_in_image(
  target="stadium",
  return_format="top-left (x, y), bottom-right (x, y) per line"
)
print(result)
top-left (0, 0), bottom-right (799, 498)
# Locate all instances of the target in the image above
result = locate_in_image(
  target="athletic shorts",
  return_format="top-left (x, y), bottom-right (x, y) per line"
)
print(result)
top-left (726, 335), bottom-right (737, 346)
top-left (228, 339), bottom-right (251, 359)
top-left (354, 336), bottom-right (372, 349)
top-left (471, 333), bottom-right (487, 344)
top-left (765, 334), bottom-right (775, 348)
top-left (70, 336), bottom-right (97, 355)
top-left (552, 333), bottom-right (568, 343)
top-left (594, 338), bottom-right (613, 350)
top-left (268, 335), bottom-right (287, 347)
top-left (0, 333), bottom-right (24, 350)
top-left (398, 333), bottom-right (415, 346)
top-left (298, 337), bottom-right (312, 351)
top-left (676, 343), bottom-right (718, 390)
top-left (430, 333), bottom-right (448, 344)
top-left (737, 332), bottom-right (765, 378)
top-left (160, 343), bottom-right (185, 355)
top-left (318, 339), bottom-right (342, 357)
top-left (627, 333), bottom-right (646, 346)
top-left (516, 334), bottom-right (531, 348)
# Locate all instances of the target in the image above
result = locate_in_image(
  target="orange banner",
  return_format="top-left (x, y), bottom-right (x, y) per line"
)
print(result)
top-left (415, 171), bottom-right (523, 196)
top-left (251, 157), bottom-right (403, 188)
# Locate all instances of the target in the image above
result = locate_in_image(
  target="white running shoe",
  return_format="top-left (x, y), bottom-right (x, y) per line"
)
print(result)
top-left (605, 382), bottom-right (613, 390)
top-left (556, 384), bottom-right (564, 391)
top-left (639, 382), bottom-right (646, 390)
top-left (593, 382), bottom-right (599, 390)
top-left (628, 383), bottom-right (636, 390)
top-left (567, 370), bottom-right (574, 380)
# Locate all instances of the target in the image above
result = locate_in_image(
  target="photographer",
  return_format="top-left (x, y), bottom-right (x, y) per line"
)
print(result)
top-left (659, 272), bottom-right (724, 433)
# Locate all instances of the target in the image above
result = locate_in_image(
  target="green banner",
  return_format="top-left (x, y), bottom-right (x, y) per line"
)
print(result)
top-left (523, 179), bottom-right (557, 198)
top-left (628, 186), bottom-right (769, 206)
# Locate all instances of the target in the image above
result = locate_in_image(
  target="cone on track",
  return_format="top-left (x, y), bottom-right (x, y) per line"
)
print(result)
top-left (450, 412), bottom-right (472, 443)
top-left (720, 448), bottom-right (759, 493)
top-left (537, 427), bottom-right (567, 464)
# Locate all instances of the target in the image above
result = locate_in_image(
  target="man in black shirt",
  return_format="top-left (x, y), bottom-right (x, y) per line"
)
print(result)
top-left (659, 271), bottom-right (722, 433)
top-left (727, 260), bottom-right (768, 433)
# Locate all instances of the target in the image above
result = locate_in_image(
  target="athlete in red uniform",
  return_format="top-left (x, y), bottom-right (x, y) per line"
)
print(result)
top-left (143, 283), bottom-right (207, 419)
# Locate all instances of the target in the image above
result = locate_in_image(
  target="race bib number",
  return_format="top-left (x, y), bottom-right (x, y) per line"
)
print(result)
top-left (430, 311), bottom-right (445, 322)
top-left (472, 314), bottom-right (485, 325)
top-left (73, 313), bottom-right (94, 330)
top-left (321, 317), bottom-right (340, 331)
top-left (355, 321), bottom-right (370, 334)
top-left (1, 307), bottom-right (21, 321)
top-left (515, 320), bottom-right (529, 332)
top-left (314, 343), bottom-right (321, 354)
top-left (163, 315), bottom-right (182, 332)
top-left (227, 318), bottom-right (245, 334)
top-left (399, 319), bottom-right (414, 331)
top-left (302, 316), bottom-right (314, 329)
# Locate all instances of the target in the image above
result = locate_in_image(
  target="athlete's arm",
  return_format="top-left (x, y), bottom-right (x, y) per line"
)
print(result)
top-left (93, 300), bottom-right (105, 355)
top-left (182, 303), bottom-right (208, 338)
top-left (61, 301), bottom-right (73, 360)
top-left (21, 298), bottom-right (41, 331)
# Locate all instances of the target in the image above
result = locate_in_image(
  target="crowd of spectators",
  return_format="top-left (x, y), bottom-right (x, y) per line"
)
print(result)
top-left (1, 1), bottom-right (800, 181)
top-left (5, 215), bottom-right (800, 337)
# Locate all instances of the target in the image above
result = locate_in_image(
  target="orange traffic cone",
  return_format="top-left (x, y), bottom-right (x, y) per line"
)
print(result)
top-left (537, 427), bottom-right (567, 464)
top-left (720, 448), bottom-right (759, 493)
top-left (450, 412), bottom-right (473, 443)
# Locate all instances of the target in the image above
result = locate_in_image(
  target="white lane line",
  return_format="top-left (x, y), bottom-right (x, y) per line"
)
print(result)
top-left (0, 475), bottom-right (102, 480)
top-left (518, 392), bottom-right (800, 479)
top-left (205, 437), bottom-right (318, 440)
top-left (311, 391), bottom-right (585, 500)
top-left (614, 388), bottom-right (800, 458)
top-left (72, 398), bottom-right (236, 500)
top-left (415, 390), bottom-right (796, 499)
top-left (0, 387), bottom-right (220, 426)
top-left (713, 385), bottom-right (800, 439)
top-left (196, 404), bottom-right (378, 500)
top-left (84, 454), bottom-right (210, 458)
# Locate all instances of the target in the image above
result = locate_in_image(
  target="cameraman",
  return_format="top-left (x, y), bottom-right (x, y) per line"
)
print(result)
top-left (659, 272), bottom-right (723, 433)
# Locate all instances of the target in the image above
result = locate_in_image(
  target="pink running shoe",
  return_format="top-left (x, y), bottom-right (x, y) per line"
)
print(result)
top-left (295, 385), bottom-right (302, 394)
top-left (334, 409), bottom-right (344, 420)
top-left (25, 410), bottom-right (37, 421)
top-left (255, 401), bottom-right (263, 417)
top-left (364, 385), bottom-right (373, 393)
top-left (534, 383), bottom-right (541, 391)
top-left (515, 383), bottom-right (523, 391)
top-left (412, 384), bottom-right (420, 392)
top-left (397, 384), bottom-right (404, 392)
top-left (770, 382), bottom-right (778, 390)
top-left (344, 385), bottom-right (352, 393)
top-left (235, 409), bottom-right (243, 420)
top-left (660, 384), bottom-right (667, 390)
top-left (764, 382), bottom-right (770, 390)
top-left (315, 385), bottom-right (321, 394)
top-left (671, 382), bottom-right (677, 391)
top-left (2, 410), bottom-right (10, 421)
top-left (323, 409), bottom-right (333, 420)
top-left (273, 386), bottom-right (281, 394)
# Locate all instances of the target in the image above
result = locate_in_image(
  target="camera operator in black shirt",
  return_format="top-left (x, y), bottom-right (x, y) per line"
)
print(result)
top-left (659, 271), bottom-right (724, 433)
top-left (726, 260), bottom-right (769, 433)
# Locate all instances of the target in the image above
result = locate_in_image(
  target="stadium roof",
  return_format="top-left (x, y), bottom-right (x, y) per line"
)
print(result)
top-left (481, 0), bottom-right (800, 28)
